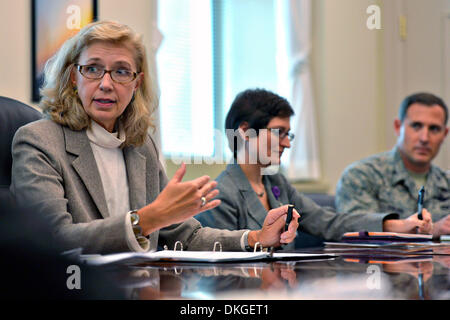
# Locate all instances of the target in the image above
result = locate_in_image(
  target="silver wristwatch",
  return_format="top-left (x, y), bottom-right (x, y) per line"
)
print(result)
top-left (129, 210), bottom-right (140, 226)
top-left (129, 210), bottom-right (148, 249)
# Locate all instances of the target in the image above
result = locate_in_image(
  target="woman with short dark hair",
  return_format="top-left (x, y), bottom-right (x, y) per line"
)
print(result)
top-left (196, 89), bottom-right (433, 249)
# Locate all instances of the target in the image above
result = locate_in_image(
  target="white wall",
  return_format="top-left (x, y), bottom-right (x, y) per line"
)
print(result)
top-left (0, 0), bottom-right (446, 192)
top-left (312, 0), bottom-right (449, 193)
top-left (382, 0), bottom-right (449, 171)
top-left (0, 0), bottom-right (32, 106)
top-left (312, 0), bottom-right (385, 193)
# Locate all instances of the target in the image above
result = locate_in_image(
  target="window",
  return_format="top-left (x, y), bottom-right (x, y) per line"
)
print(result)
top-left (157, 0), bottom-right (215, 158)
top-left (157, 0), bottom-right (279, 161)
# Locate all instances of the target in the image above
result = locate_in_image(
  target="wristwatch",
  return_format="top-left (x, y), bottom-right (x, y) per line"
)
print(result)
top-left (129, 210), bottom-right (148, 249)
top-left (244, 231), bottom-right (253, 252)
top-left (129, 210), bottom-right (140, 227)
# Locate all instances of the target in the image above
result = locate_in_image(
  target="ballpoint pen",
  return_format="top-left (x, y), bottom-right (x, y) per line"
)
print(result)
top-left (417, 186), bottom-right (425, 220)
top-left (285, 204), bottom-right (294, 232)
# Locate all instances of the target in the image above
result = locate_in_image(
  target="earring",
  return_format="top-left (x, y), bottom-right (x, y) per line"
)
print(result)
top-left (73, 86), bottom-right (78, 95)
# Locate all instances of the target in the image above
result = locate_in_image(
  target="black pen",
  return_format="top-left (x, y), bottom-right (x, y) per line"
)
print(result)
top-left (417, 186), bottom-right (425, 220)
top-left (285, 204), bottom-right (294, 232)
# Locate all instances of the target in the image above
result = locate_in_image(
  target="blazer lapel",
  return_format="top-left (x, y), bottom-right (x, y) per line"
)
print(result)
top-left (123, 147), bottom-right (147, 210)
top-left (64, 127), bottom-right (110, 219)
top-left (227, 164), bottom-right (266, 228)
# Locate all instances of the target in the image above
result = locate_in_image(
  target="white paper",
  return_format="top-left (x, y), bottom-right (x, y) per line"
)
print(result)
top-left (80, 250), bottom-right (335, 266)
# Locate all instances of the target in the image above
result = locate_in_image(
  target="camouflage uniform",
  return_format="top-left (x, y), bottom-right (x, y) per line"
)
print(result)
top-left (336, 147), bottom-right (450, 221)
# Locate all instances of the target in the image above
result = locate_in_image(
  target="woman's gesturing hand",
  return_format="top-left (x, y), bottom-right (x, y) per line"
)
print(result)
top-left (138, 163), bottom-right (221, 235)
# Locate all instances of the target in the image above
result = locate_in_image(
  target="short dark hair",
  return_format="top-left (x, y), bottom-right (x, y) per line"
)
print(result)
top-left (225, 88), bottom-right (294, 158)
top-left (399, 92), bottom-right (448, 125)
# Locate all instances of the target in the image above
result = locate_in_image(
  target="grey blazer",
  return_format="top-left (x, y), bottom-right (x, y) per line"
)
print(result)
top-left (11, 120), bottom-right (246, 254)
top-left (196, 164), bottom-right (397, 246)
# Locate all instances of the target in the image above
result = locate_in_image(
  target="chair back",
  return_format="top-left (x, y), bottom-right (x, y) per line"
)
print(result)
top-left (0, 96), bottom-right (42, 205)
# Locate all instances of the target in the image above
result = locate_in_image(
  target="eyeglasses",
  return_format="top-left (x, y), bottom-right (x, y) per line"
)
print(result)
top-left (75, 64), bottom-right (138, 84)
top-left (267, 128), bottom-right (295, 141)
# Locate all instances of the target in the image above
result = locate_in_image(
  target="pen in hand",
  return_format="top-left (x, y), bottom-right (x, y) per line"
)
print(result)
top-left (417, 186), bottom-right (425, 220)
top-left (285, 204), bottom-right (294, 232)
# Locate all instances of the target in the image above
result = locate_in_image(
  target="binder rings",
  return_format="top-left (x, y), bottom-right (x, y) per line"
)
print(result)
top-left (80, 241), bottom-right (336, 266)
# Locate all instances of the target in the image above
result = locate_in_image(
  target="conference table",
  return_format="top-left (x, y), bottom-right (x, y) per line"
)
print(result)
top-left (99, 246), bottom-right (450, 301)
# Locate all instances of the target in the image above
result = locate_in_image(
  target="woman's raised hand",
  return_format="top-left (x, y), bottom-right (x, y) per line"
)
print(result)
top-left (138, 163), bottom-right (221, 235)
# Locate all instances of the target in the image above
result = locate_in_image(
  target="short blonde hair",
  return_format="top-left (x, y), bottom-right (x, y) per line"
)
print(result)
top-left (40, 20), bottom-right (158, 147)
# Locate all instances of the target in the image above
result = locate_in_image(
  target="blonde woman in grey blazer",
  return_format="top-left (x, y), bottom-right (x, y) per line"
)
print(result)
top-left (11, 21), bottom-right (299, 254)
top-left (195, 89), bottom-right (433, 248)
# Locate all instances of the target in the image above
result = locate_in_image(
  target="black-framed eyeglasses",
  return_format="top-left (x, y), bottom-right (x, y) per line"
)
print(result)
top-left (267, 128), bottom-right (295, 141)
top-left (75, 64), bottom-right (138, 84)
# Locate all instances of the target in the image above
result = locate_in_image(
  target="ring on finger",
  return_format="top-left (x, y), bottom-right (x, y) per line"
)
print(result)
top-left (200, 196), bottom-right (207, 207)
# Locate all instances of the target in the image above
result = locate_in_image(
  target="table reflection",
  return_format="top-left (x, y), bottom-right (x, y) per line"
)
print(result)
top-left (104, 254), bottom-right (449, 300)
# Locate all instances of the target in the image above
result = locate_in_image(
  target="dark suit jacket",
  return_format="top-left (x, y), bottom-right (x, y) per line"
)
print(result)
top-left (11, 120), bottom-right (246, 254)
top-left (196, 164), bottom-right (396, 247)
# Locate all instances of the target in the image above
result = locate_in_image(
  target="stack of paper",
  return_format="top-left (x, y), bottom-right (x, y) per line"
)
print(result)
top-left (323, 231), bottom-right (447, 259)
top-left (340, 231), bottom-right (432, 243)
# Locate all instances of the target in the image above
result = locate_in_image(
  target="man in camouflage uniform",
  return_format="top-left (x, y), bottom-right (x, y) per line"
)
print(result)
top-left (336, 92), bottom-right (449, 238)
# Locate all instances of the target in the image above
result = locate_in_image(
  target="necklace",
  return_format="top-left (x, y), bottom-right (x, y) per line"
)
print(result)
top-left (250, 180), bottom-right (265, 197)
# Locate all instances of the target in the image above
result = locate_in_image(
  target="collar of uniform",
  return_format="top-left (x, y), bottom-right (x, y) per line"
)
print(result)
top-left (86, 120), bottom-right (126, 149)
top-left (390, 147), bottom-right (448, 191)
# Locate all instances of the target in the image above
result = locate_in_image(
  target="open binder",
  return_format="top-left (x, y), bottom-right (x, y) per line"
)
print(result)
top-left (81, 251), bottom-right (336, 266)
top-left (80, 242), bottom-right (335, 266)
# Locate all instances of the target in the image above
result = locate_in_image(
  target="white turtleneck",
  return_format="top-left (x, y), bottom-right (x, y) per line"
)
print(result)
top-left (87, 121), bottom-right (149, 252)
top-left (86, 120), bottom-right (248, 252)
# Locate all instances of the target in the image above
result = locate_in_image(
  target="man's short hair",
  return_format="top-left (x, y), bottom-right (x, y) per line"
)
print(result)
top-left (399, 92), bottom-right (448, 125)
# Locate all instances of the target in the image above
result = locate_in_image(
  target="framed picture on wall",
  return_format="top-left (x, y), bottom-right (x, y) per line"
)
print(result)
top-left (31, 0), bottom-right (98, 102)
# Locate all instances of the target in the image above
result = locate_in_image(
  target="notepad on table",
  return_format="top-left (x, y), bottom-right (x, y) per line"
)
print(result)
top-left (341, 231), bottom-right (432, 244)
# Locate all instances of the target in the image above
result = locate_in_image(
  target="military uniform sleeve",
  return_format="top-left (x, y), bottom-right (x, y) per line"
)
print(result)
top-left (283, 175), bottom-right (395, 241)
top-left (335, 164), bottom-right (382, 214)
